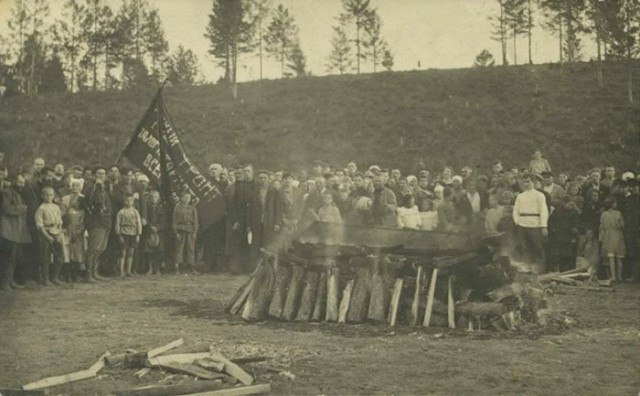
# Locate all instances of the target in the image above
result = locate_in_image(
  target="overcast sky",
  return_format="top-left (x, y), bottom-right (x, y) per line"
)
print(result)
top-left (0, 0), bottom-right (597, 82)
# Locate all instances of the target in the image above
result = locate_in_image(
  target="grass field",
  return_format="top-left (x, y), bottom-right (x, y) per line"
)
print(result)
top-left (0, 61), bottom-right (638, 175)
top-left (0, 274), bottom-right (638, 395)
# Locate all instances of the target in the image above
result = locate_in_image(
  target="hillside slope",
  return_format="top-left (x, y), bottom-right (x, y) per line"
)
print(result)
top-left (1, 61), bottom-right (638, 175)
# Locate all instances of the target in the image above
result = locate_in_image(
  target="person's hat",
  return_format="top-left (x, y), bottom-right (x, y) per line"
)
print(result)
top-left (137, 174), bottom-right (150, 183)
top-left (364, 170), bottom-right (374, 178)
top-left (368, 165), bottom-right (381, 173)
top-left (452, 175), bottom-right (463, 184)
top-left (419, 170), bottom-right (429, 178)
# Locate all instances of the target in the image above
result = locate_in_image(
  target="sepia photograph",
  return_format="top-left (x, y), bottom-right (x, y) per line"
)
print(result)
top-left (0, 0), bottom-right (638, 395)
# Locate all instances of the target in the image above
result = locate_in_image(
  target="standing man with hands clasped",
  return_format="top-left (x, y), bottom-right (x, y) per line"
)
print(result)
top-left (513, 173), bottom-right (549, 274)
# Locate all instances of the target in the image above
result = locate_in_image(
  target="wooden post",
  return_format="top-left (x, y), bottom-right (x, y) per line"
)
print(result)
top-left (295, 271), bottom-right (319, 321)
top-left (387, 278), bottom-right (403, 327)
top-left (410, 266), bottom-right (423, 326)
top-left (312, 271), bottom-right (327, 321)
top-left (367, 252), bottom-right (387, 322)
top-left (282, 266), bottom-right (305, 321)
top-left (268, 265), bottom-right (291, 319)
top-left (325, 267), bottom-right (340, 322)
top-left (423, 268), bottom-right (438, 327)
top-left (229, 277), bottom-right (255, 316)
top-left (242, 263), bottom-right (275, 321)
top-left (447, 275), bottom-right (455, 329)
top-left (346, 267), bottom-right (370, 323)
top-left (337, 280), bottom-right (355, 324)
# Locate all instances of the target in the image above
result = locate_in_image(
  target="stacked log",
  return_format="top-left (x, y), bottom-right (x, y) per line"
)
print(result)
top-left (226, 248), bottom-right (549, 331)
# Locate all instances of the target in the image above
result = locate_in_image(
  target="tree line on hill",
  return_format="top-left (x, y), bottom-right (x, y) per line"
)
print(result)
top-left (476, 0), bottom-right (638, 104)
top-left (0, 0), bottom-right (203, 96)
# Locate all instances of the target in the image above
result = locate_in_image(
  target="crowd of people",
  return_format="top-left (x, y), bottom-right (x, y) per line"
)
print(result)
top-left (0, 148), bottom-right (638, 291)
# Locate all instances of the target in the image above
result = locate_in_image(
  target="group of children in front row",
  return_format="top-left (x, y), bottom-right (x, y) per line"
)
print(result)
top-left (29, 185), bottom-right (197, 286)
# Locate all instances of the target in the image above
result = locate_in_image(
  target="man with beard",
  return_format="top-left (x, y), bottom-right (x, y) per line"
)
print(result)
top-left (370, 174), bottom-right (397, 227)
top-left (34, 167), bottom-right (56, 203)
top-left (0, 174), bottom-right (31, 290)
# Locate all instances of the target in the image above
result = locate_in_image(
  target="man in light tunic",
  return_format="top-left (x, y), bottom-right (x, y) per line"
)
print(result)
top-left (513, 174), bottom-right (549, 274)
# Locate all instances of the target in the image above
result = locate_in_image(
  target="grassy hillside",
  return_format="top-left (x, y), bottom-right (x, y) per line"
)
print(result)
top-left (1, 61), bottom-right (638, 175)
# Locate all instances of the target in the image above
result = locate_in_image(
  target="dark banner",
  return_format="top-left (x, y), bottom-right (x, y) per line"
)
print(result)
top-left (119, 89), bottom-right (226, 234)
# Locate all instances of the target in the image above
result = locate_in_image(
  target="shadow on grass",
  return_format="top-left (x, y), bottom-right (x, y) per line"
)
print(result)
top-left (140, 297), bottom-right (571, 340)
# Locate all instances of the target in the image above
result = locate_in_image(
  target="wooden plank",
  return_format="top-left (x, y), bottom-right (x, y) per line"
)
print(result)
top-left (148, 352), bottom-right (212, 367)
top-left (0, 390), bottom-right (46, 396)
top-left (134, 368), bottom-right (151, 379)
top-left (268, 265), bottom-right (291, 319)
top-left (114, 381), bottom-right (224, 396)
top-left (22, 369), bottom-right (96, 390)
top-left (242, 263), bottom-right (276, 321)
top-left (154, 362), bottom-right (229, 381)
top-left (337, 280), bottom-right (355, 324)
top-left (410, 266), bottom-right (423, 326)
top-left (447, 275), bottom-right (455, 329)
top-left (311, 271), bottom-right (327, 321)
top-left (282, 266), bottom-right (305, 321)
top-left (325, 267), bottom-right (340, 322)
top-left (147, 338), bottom-right (184, 359)
top-left (209, 351), bottom-right (254, 386)
top-left (295, 271), bottom-right (319, 321)
top-left (186, 383), bottom-right (271, 396)
top-left (387, 278), bottom-right (403, 327)
top-left (230, 277), bottom-right (255, 316)
top-left (88, 351), bottom-right (111, 374)
top-left (195, 358), bottom-right (226, 372)
top-left (367, 271), bottom-right (387, 322)
top-left (346, 267), bottom-right (370, 323)
top-left (423, 268), bottom-right (438, 327)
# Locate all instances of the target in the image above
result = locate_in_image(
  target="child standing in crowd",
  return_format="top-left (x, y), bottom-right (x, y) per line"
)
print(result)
top-left (599, 197), bottom-right (626, 282)
top-left (173, 190), bottom-right (198, 274)
top-left (115, 193), bottom-right (142, 277)
top-left (142, 190), bottom-right (165, 275)
top-left (34, 186), bottom-right (65, 286)
top-left (418, 199), bottom-right (438, 231)
top-left (316, 190), bottom-right (342, 223)
top-left (397, 195), bottom-right (421, 230)
top-left (60, 178), bottom-right (85, 282)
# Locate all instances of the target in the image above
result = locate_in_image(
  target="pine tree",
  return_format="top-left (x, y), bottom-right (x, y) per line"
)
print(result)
top-left (326, 23), bottom-right (353, 74)
top-left (362, 9), bottom-right (386, 72)
top-left (39, 55), bottom-right (67, 92)
top-left (144, 9), bottom-right (168, 82)
top-left (50, 0), bottom-right (85, 92)
top-left (474, 49), bottom-right (496, 66)
top-left (540, 0), bottom-right (587, 63)
top-left (247, 0), bottom-right (271, 80)
top-left (287, 41), bottom-right (307, 77)
top-left (340, 0), bottom-right (371, 74)
top-left (490, 0), bottom-right (509, 65)
top-left (380, 44), bottom-right (393, 71)
top-left (205, 0), bottom-right (255, 96)
top-left (7, 0), bottom-right (31, 93)
top-left (82, 0), bottom-right (108, 90)
top-left (263, 4), bottom-right (298, 78)
top-left (166, 45), bottom-right (201, 86)
top-left (122, 57), bottom-right (150, 89)
top-left (505, 0), bottom-right (527, 65)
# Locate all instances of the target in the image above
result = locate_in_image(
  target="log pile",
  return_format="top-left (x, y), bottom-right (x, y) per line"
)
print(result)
top-left (226, 244), bottom-right (551, 331)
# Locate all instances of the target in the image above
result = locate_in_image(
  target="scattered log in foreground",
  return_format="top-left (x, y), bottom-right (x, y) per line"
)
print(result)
top-left (114, 380), bottom-right (225, 396)
top-left (22, 352), bottom-right (110, 390)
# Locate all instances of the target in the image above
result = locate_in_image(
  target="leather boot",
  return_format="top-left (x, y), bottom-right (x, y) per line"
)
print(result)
top-left (51, 262), bottom-right (64, 286)
top-left (93, 261), bottom-right (108, 281)
top-left (7, 261), bottom-right (24, 289)
top-left (84, 259), bottom-right (96, 283)
top-left (41, 262), bottom-right (52, 286)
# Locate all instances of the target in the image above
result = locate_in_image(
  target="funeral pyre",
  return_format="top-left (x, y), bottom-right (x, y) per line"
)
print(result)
top-left (225, 222), bottom-right (562, 331)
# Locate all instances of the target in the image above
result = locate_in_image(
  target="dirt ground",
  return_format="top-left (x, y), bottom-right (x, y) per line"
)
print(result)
top-left (0, 274), bottom-right (638, 396)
